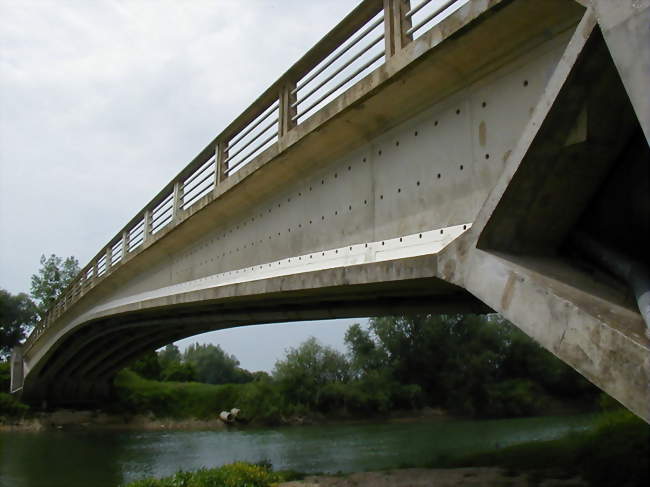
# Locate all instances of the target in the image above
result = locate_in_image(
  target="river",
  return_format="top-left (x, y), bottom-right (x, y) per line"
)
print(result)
top-left (0, 414), bottom-right (594, 487)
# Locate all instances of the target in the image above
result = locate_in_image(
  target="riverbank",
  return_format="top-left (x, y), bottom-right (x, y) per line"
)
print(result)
top-left (0, 405), bottom-right (451, 432)
top-left (0, 409), bottom-right (228, 432)
top-left (279, 467), bottom-right (585, 487)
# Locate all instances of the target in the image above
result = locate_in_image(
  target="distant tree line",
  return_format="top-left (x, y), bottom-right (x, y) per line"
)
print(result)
top-left (129, 342), bottom-right (262, 385)
top-left (125, 314), bottom-right (598, 419)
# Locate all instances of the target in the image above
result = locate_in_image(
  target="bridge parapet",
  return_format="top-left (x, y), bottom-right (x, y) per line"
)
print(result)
top-left (25, 0), bottom-right (500, 349)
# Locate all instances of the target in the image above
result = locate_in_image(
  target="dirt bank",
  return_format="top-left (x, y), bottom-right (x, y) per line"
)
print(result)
top-left (279, 467), bottom-right (586, 487)
top-left (0, 410), bottom-right (227, 432)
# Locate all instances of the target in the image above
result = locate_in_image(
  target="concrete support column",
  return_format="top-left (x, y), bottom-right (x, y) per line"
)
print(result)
top-left (10, 346), bottom-right (24, 393)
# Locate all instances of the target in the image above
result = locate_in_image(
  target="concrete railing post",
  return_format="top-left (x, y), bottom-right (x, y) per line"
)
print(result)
top-left (121, 230), bottom-right (129, 260)
top-left (384, 0), bottom-right (412, 57)
top-left (215, 139), bottom-right (228, 187)
top-left (279, 80), bottom-right (297, 139)
top-left (105, 246), bottom-right (113, 272)
top-left (172, 180), bottom-right (184, 223)
top-left (143, 209), bottom-right (152, 243)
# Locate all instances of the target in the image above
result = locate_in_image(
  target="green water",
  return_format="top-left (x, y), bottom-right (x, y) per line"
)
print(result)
top-left (0, 414), bottom-right (594, 487)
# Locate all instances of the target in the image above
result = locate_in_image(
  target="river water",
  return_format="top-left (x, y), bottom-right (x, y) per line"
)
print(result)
top-left (0, 414), bottom-right (594, 487)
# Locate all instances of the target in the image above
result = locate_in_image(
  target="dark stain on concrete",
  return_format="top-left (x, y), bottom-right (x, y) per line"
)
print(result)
top-left (501, 271), bottom-right (517, 311)
top-left (479, 120), bottom-right (487, 146)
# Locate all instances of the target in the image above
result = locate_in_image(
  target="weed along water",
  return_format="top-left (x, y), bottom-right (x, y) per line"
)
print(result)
top-left (0, 414), bottom-right (595, 487)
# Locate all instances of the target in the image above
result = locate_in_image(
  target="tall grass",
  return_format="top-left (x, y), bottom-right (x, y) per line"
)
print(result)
top-left (123, 462), bottom-right (301, 487)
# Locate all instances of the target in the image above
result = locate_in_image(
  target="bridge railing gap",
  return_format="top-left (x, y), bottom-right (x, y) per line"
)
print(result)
top-left (26, 0), bottom-right (471, 350)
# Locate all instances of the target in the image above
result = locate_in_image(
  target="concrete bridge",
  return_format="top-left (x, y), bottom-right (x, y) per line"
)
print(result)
top-left (11, 0), bottom-right (650, 422)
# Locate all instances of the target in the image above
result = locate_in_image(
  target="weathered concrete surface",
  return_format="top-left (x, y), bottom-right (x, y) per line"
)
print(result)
top-left (14, 0), bottom-right (650, 422)
top-left (591, 0), bottom-right (650, 141)
top-left (438, 9), bottom-right (650, 421)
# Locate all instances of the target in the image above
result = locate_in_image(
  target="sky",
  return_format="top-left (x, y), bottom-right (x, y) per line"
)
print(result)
top-left (0, 0), bottom-right (369, 371)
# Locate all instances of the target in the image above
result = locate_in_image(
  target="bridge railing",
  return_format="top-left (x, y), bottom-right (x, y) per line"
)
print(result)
top-left (27, 0), bottom-right (469, 348)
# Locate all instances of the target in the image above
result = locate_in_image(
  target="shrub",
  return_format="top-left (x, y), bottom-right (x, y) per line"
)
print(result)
top-left (0, 361), bottom-right (10, 392)
top-left (0, 392), bottom-right (29, 418)
top-left (484, 379), bottom-right (547, 418)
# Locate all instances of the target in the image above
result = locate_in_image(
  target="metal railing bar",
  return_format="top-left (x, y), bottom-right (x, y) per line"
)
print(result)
top-left (292, 32), bottom-right (385, 108)
top-left (406, 0), bottom-right (457, 35)
top-left (226, 130), bottom-right (279, 174)
top-left (151, 213), bottom-right (173, 232)
top-left (151, 206), bottom-right (173, 225)
top-left (152, 207), bottom-right (172, 222)
top-left (129, 222), bottom-right (145, 235)
top-left (224, 116), bottom-right (279, 164)
top-left (182, 157), bottom-right (215, 188)
top-left (182, 186), bottom-right (212, 208)
top-left (183, 169), bottom-right (215, 198)
top-left (293, 50), bottom-right (384, 121)
top-left (153, 192), bottom-right (174, 211)
top-left (293, 14), bottom-right (384, 94)
top-left (129, 237), bottom-right (144, 249)
top-left (228, 102), bottom-right (279, 149)
top-left (129, 227), bottom-right (144, 241)
top-left (405, 0), bottom-right (432, 18)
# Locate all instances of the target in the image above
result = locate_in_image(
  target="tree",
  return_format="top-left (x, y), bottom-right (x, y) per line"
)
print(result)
top-left (157, 343), bottom-right (196, 382)
top-left (273, 337), bottom-right (351, 406)
top-left (0, 289), bottom-right (37, 358)
top-left (129, 350), bottom-right (162, 380)
top-left (344, 323), bottom-right (387, 376)
top-left (158, 343), bottom-right (182, 369)
top-left (183, 343), bottom-right (251, 385)
top-left (30, 254), bottom-right (80, 315)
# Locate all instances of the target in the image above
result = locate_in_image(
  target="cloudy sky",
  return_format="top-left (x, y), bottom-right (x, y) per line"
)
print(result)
top-left (0, 0), bottom-right (370, 371)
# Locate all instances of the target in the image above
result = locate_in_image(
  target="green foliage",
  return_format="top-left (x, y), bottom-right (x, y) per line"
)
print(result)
top-left (0, 289), bottom-right (37, 357)
top-left (123, 461), bottom-right (301, 487)
top-left (129, 351), bottom-right (162, 381)
top-left (0, 392), bottom-right (29, 418)
top-left (184, 343), bottom-right (253, 385)
top-left (158, 344), bottom-right (182, 369)
top-left (273, 337), bottom-right (350, 407)
top-left (346, 314), bottom-right (597, 417)
top-left (484, 379), bottom-right (548, 418)
top-left (161, 361), bottom-right (196, 382)
top-left (30, 254), bottom-right (80, 315)
top-left (0, 361), bottom-right (9, 392)
top-left (113, 370), bottom-right (287, 424)
top-left (449, 410), bottom-right (649, 487)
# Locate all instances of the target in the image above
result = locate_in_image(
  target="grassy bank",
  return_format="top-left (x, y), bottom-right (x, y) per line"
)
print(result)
top-left (112, 370), bottom-right (289, 425)
top-left (442, 410), bottom-right (649, 486)
top-left (112, 369), bottom-right (429, 425)
top-left (123, 462), bottom-right (301, 487)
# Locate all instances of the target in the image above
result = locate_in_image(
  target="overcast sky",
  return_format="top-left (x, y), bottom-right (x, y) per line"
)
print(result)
top-left (0, 0), bottom-right (371, 371)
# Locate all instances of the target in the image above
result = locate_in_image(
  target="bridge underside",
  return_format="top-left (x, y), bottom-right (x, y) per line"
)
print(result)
top-left (15, 0), bottom-right (650, 421)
